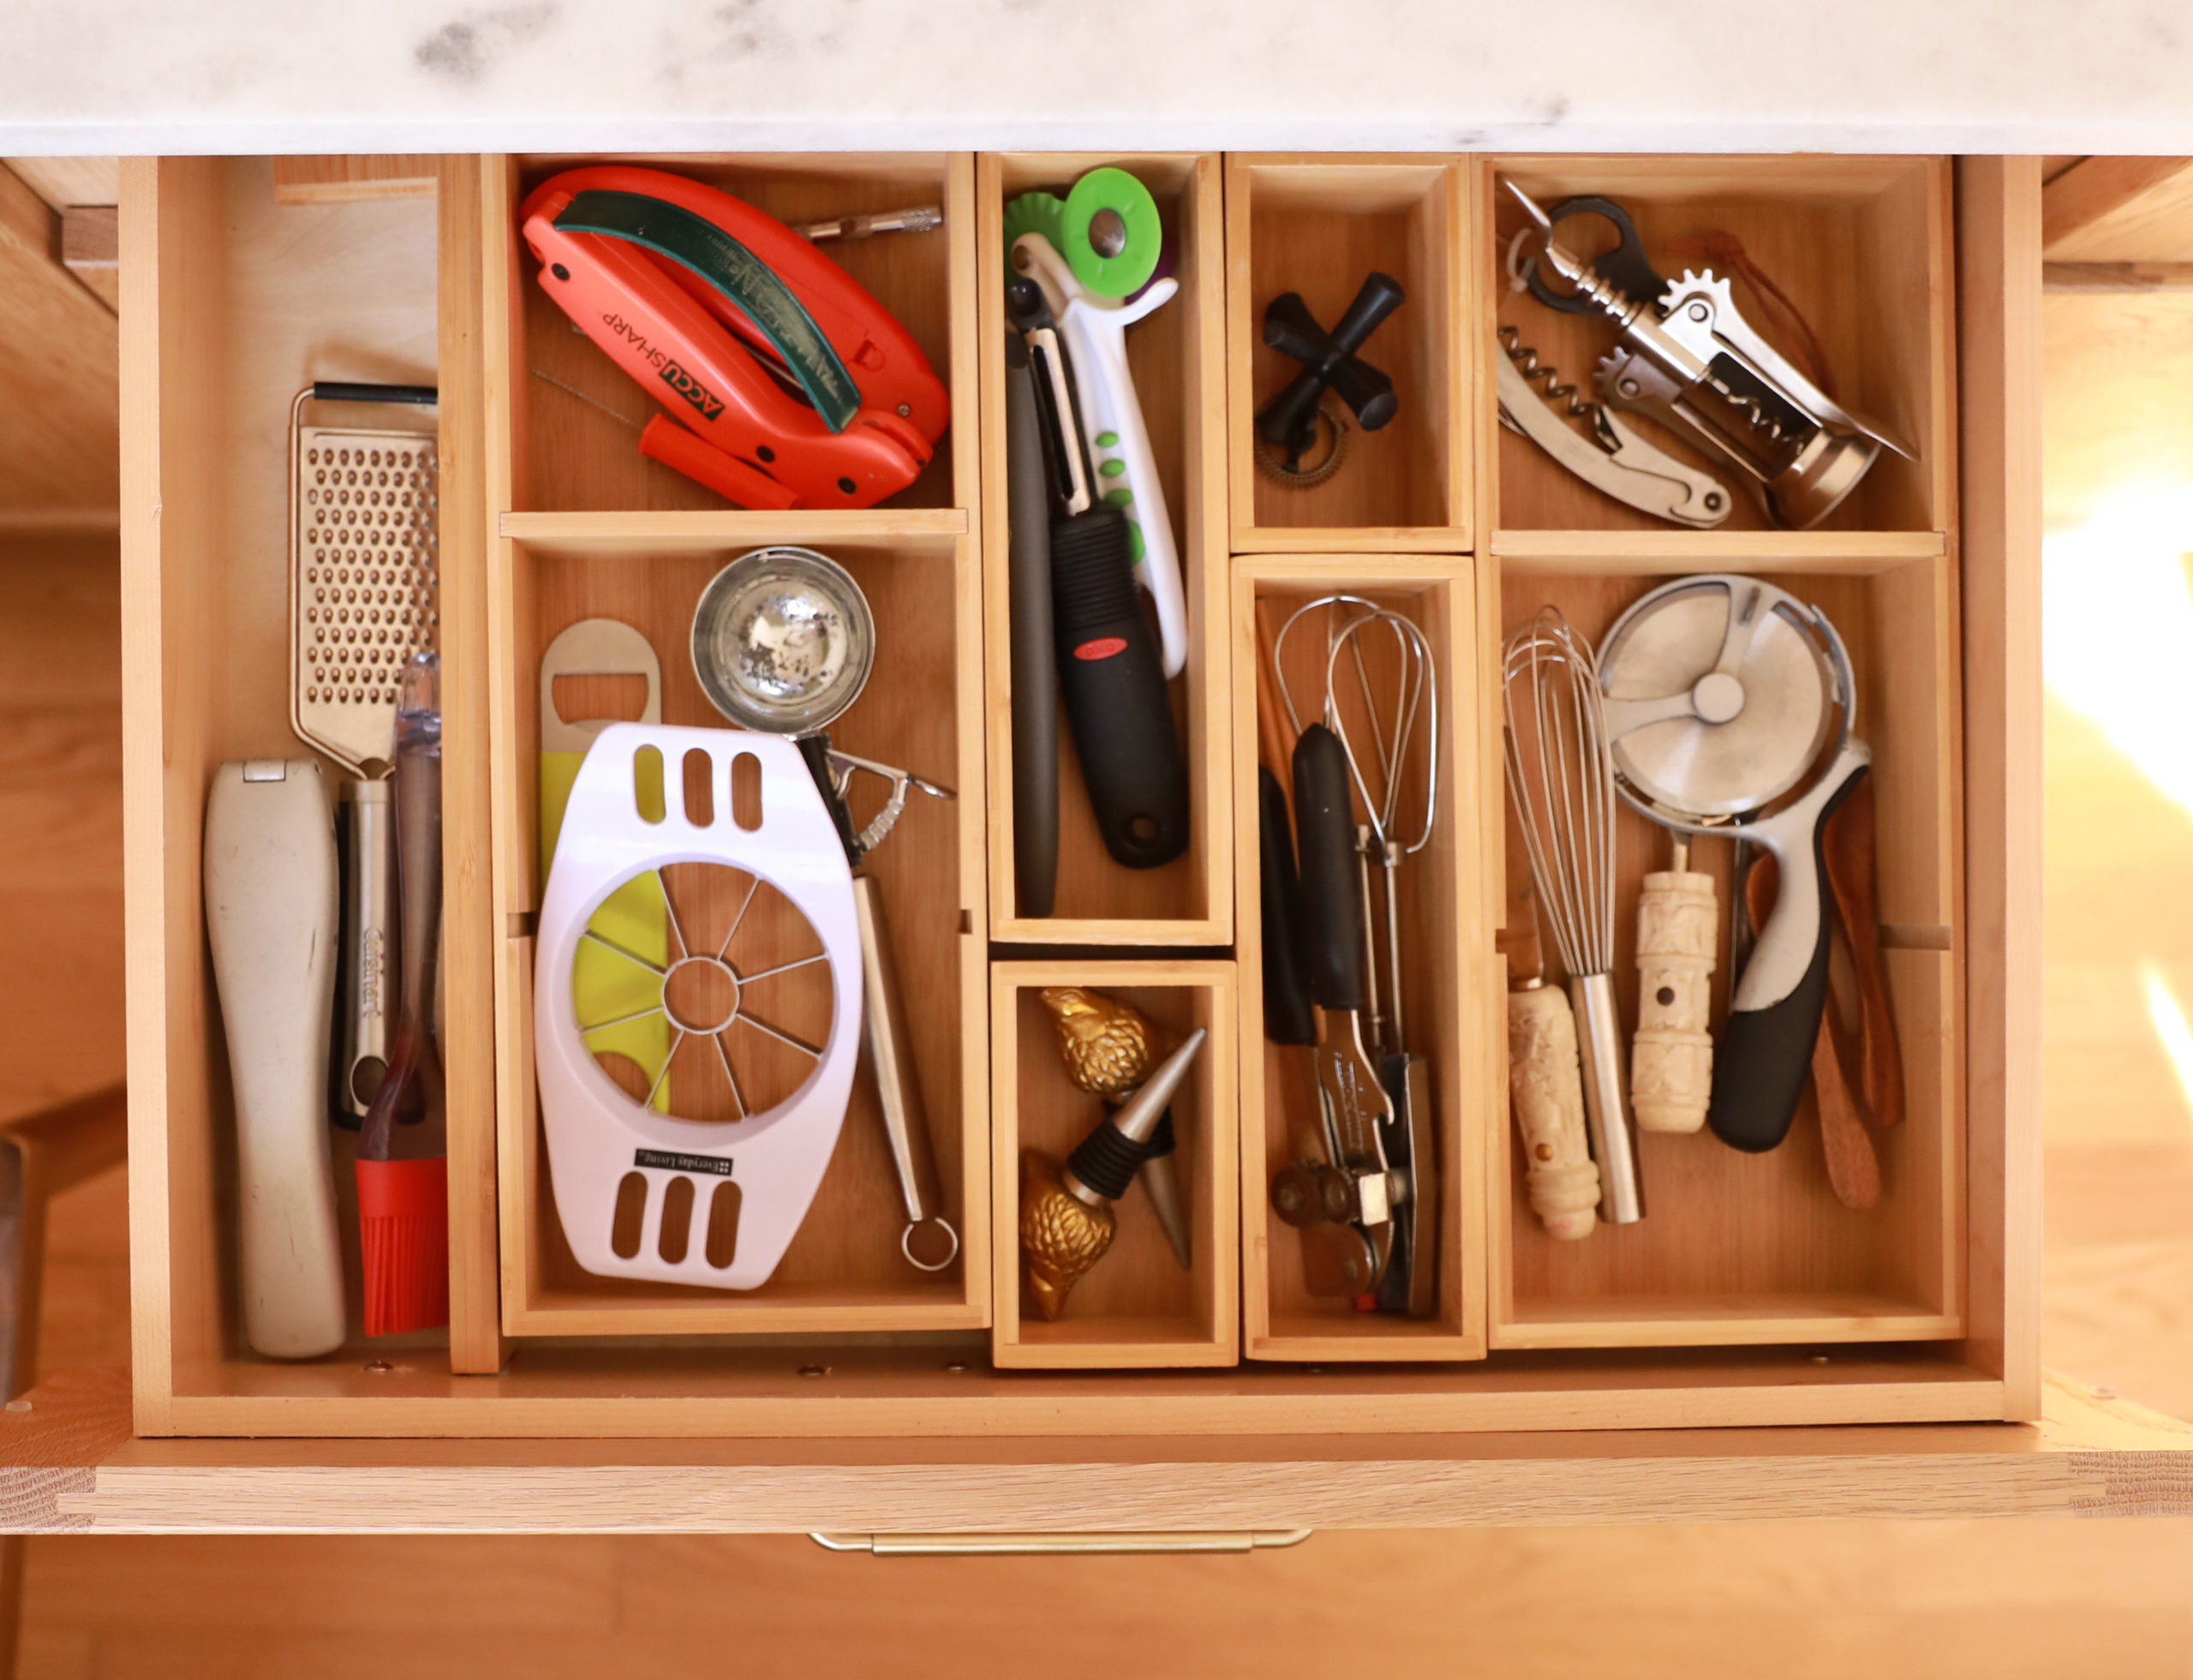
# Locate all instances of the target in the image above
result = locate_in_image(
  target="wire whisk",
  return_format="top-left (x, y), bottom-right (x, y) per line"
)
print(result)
top-left (1500, 606), bottom-right (1641, 1222)
top-left (1275, 595), bottom-right (1438, 1052)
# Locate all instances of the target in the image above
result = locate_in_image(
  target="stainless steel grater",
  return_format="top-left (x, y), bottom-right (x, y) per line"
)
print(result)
top-left (290, 384), bottom-right (442, 773)
top-left (287, 381), bottom-right (439, 1121)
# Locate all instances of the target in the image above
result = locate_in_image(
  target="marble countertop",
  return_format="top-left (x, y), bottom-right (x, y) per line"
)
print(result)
top-left (3, 0), bottom-right (2190, 154)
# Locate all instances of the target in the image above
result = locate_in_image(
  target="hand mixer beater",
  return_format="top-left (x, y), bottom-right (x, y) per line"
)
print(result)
top-left (1501, 607), bottom-right (1644, 1224)
top-left (1267, 596), bottom-right (1440, 1317)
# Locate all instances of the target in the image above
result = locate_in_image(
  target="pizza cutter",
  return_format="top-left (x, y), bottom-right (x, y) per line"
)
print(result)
top-left (1596, 576), bottom-right (1869, 1154)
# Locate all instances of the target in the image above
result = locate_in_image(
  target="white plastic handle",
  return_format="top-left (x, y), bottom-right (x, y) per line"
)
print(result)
top-left (1013, 234), bottom-right (1189, 679)
top-left (203, 760), bottom-right (349, 1360)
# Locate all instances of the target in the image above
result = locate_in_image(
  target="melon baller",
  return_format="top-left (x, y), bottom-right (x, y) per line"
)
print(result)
top-left (1595, 575), bottom-right (1869, 1154)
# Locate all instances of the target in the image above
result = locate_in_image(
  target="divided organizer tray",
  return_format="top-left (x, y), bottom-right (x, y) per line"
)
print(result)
top-left (118, 150), bottom-right (2036, 1439)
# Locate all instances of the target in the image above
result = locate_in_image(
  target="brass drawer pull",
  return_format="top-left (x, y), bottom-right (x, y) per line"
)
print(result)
top-left (810, 1529), bottom-right (1312, 1557)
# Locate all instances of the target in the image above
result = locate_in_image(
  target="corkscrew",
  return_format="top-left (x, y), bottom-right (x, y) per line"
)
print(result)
top-left (1495, 325), bottom-right (1731, 529)
top-left (1505, 185), bottom-right (1912, 530)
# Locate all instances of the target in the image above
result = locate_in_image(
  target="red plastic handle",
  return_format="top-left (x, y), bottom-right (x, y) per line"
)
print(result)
top-left (519, 165), bottom-right (949, 510)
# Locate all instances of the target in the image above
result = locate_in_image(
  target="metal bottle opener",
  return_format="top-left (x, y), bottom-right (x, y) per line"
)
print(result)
top-left (1507, 186), bottom-right (1913, 530)
top-left (1496, 326), bottom-right (1732, 529)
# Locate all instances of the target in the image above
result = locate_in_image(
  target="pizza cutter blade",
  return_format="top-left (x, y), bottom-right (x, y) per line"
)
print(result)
top-left (1598, 576), bottom-right (1869, 1154)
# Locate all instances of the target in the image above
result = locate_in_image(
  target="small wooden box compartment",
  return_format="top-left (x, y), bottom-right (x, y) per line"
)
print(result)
top-left (487, 527), bottom-right (989, 1337)
top-left (977, 155), bottom-right (1233, 945)
top-left (1232, 558), bottom-right (1489, 1362)
top-left (989, 961), bottom-right (1239, 1369)
top-left (1227, 157), bottom-right (1473, 553)
top-left (506, 152), bottom-right (965, 517)
top-left (1491, 553), bottom-right (1963, 1349)
top-left (1483, 155), bottom-right (1953, 568)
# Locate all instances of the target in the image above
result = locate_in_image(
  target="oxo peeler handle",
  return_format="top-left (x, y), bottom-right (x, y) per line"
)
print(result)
top-left (1050, 505), bottom-right (1187, 870)
top-left (1292, 724), bottom-right (1367, 1015)
top-left (203, 761), bottom-right (348, 1360)
top-left (1712, 750), bottom-right (1869, 1153)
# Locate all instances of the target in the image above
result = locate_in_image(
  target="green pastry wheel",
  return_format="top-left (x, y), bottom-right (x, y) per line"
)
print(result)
top-left (1002, 166), bottom-right (1162, 299)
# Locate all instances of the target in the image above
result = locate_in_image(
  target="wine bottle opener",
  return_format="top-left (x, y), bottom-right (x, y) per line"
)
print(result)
top-left (1507, 185), bottom-right (1912, 530)
top-left (521, 166), bottom-right (949, 512)
top-left (1495, 326), bottom-right (1731, 529)
top-left (1597, 576), bottom-right (1870, 1153)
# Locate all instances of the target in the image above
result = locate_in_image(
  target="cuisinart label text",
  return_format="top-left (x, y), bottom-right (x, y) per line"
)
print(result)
top-left (633, 1149), bottom-right (734, 1178)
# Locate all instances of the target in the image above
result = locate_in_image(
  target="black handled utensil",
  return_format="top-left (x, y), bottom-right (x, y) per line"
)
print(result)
top-left (1004, 332), bottom-right (1060, 916)
top-left (1008, 275), bottom-right (1187, 870)
top-left (1290, 723), bottom-right (1395, 1292)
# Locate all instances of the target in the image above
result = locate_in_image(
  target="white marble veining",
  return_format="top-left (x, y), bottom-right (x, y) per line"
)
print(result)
top-left (3, 0), bottom-right (2191, 153)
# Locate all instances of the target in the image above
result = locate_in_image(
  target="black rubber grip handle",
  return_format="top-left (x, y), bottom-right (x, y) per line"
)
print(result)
top-left (1708, 768), bottom-right (1866, 1153)
top-left (1050, 505), bottom-right (1188, 870)
top-left (311, 381), bottom-right (439, 407)
top-left (1004, 333), bottom-right (1059, 916)
top-left (1258, 766), bottom-right (1316, 1047)
top-left (1292, 724), bottom-right (1365, 1013)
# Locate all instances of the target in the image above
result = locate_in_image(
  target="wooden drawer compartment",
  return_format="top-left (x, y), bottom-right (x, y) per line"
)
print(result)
top-left (505, 152), bottom-right (966, 517)
top-left (1491, 553), bottom-right (1963, 1349)
top-left (1233, 558), bottom-right (1488, 1361)
top-left (117, 152), bottom-right (2038, 1442)
top-left (989, 960), bottom-right (1238, 1369)
top-left (978, 154), bottom-right (1232, 945)
top-left (1227, 156), bottom-right (1473, 553)
top-left (1484, 155), bottom-right (1952, 564)
top-left (488, 525), bottom-right (989, 1336)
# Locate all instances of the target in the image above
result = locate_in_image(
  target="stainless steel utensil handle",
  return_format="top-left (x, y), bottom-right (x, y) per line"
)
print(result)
top-left (1569, 970), bottom-right (1643, 1224)
top-left (852, 876), bottom-right (958, 1272)
top-left (338, 780), bottom-right (396, 1119)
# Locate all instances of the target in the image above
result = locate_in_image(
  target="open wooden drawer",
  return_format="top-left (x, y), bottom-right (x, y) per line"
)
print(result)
top-left (113, 151), bottom-right (2040, 1469)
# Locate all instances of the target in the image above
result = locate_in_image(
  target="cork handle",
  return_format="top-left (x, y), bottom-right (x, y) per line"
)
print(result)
top-left (1632, 869), bottom-right (1716, 1134)
top-left (1507, 985), bottom-right (1600, 1240)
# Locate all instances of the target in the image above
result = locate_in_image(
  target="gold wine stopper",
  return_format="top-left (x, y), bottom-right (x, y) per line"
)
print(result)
top-left (1039, 986), bottom-right (1157, 1097)
top-left (1036, 986), bottom-right (1192, 1270)
top-left (1019, 1030), bottom-right (1204, 1321)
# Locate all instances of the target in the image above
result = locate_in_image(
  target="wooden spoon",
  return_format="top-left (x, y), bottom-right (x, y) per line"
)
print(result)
top-left (1822, 774), bottom-right (1904, 1128)
top-left (1745, 854), bottom-right (1880, 1211)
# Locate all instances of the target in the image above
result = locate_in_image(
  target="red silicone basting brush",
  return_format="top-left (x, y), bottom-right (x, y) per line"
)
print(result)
top-left (356, 650), bottom-right (451, 1336)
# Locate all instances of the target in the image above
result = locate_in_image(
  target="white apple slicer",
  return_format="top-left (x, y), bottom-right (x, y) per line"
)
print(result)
top-left (535, 721), bottom-right (861, 1289)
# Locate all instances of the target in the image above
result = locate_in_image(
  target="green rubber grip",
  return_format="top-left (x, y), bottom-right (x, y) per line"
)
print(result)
top-left (553, 188), bottom-right (861, 435)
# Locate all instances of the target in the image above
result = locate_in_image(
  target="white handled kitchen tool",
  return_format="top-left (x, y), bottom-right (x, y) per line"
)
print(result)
top-left (1630, 839), bottom-right (1717, 1134)
top-left (288, 382), bottom-right (439, 1121)
top-left (540, 619), bottom-right (671, 1110)
top-left (535, 723), bottom-right (861, 1289)
top-left (203, 759), bottom-right (348, 1359)
top-left (1598, 575), bottom-right (1869, 1154)
top-left (1011, 233), bottom-right (1189, 679)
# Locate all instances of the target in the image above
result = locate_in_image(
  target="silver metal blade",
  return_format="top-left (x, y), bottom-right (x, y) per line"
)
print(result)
top-left (1598, 579), bottom-right (1831, 817)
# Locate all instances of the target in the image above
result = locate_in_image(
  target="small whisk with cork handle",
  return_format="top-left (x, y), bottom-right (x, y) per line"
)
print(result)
top-left (1501, 607), bottom-right (1643, 1227)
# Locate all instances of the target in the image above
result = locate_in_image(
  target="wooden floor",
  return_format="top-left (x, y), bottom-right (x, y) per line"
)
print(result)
top-left (14, 291), bottom-right (2193, 1674)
